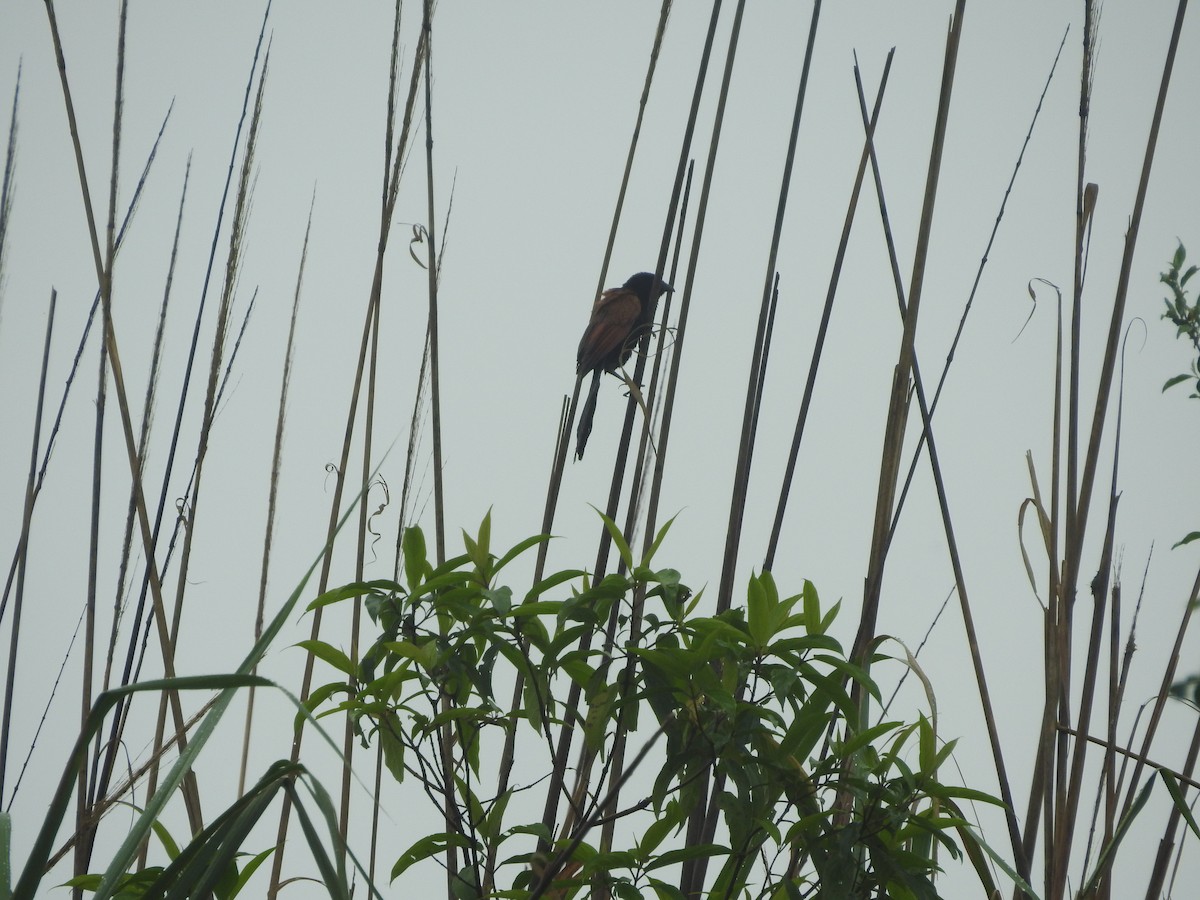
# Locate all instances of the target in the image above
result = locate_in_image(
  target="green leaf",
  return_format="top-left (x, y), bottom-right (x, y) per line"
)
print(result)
top-left (947, 817), bottom-right (1000, 899)
top-left (768, 634), bottom-right (841, 656)
top-left (802, 580), bottom-right (820, 632)
top-left (15, 675), bottom-right (272, 899)
top-left (779, 702), bottom-right (833, 762)
top-left (965, 826), bottom-right (1043, 899)
top-left (510, 600), bottom-right (563, 619)
top-left (917, 713), bottom-right (936, 773)
top-left (296, 682), bottom-right (351, 732)
top-left (642, 514), bottom-right (678, 568)
top-left (524, 568), bottom-right (586, 603)
top-left (592, 506), bottom-right (633, 569)
top-left (1160, 770), bottom-right (1200, 841)
top-left (477, 508), bottom-right (492, 564)
top-left (145, 764), bottom-right (292, 900)
top-left (285, 781), bottom-right (351, 900)
top-left (583, 687), bottom-right (615, 753)
top-left (815, 653), bottom-right (880, 701)
top-left (494, 533), bottom-right (551, 574)
top-left (451, 865), bottom-right (480, 900)
top-left (0, 812), bottom-right (10, 900)
top-left (213, 853), bottom-right (240, 900)
top-left (648, 880), bottom-right (687, 900)
top-left (426, 706), bottom-right (495, 731)
top-left (1163, 373), bottom-right (1191, 392)
top-left (921, 784), bottom-right (1004, 806)
top-left (403, 527), bottom-right (428, 591)
top-left (306, 581), bottom-right (379, 612)
top-left (1172, 531), bottom-right (1200, 549)
top-left (461, 530), bottom-right (480, 572)
top-left (524, 674), bottom-right (545, 734)
top-left (499, 822), bottom-right (552, 846)
top-left (818, 598), bottom-right (841, 635)
top-left (382, 639), bottom-right (439, 673)
top-left (455, 774), bottom-right (487, 835)
top-left (644, 844), bottom-right (729, 872)
top-left (295, 640), bottom-right (356, 677)
top-left (747, 572), bottom-right (772, 648)
top-left (226, 846), bottom-right (276, 899)
top-left (840, 720), bottom-right (903, 757)
top-left (925, 736), bottom-right (958, 775)
top-left (391, 833), bottom-right (474, 881)
top-left (409, 570), bottom-right (475, 604)
top-left (1182, 263), bottom-right (1199, 286)
top-left (484, 586), bottom-right (512, 616)
top-left (481, 789), bottom-right (512, 843)
top-left (379, 710), bottom-right (406, 784)
top-left (1080, 777), bottom-right (1152, 897)
top-left (795, 661), bottom-right (858, 723)
top-left (638, 813), bottom-right (679, 859)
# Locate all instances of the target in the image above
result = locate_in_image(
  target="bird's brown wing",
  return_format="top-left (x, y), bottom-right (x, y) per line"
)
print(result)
top-left (576, 287), bottom-right (642, 372)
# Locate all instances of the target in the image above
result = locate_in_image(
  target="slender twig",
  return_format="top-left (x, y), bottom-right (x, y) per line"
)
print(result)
top-left (1065, 0), bottom-right (1187, 626)
top-left (718, 0), bottom-right (821, 608)
top-left (1048, 9), bottom-right (1099, 891)
top-left (664, 2), bottom-right (751, 892)
top-left (421, 0), bottom-right (445, 567)
top-left (854, 3), bottom-right (966, 672)
top-left (513, 0), bottom-right (683, 866)
top-left (0, 99), bottom-right (173, 629)
top-left (885, 24), bottom-right (1070, 550)
top-left (0, 60), bottom-right (20, 322)
top-left (40, 0), bottom-right (204, 833)
top-left (76, 295), bottom-right (105, 898)
top-left (527, 723), bottom-right (668, 900)
top-left (268, 7), bottom-right (426, 896)
top-left (0, 289), bottom-right (56, 804)
top-left (1054, 323), bottom-right (1135, 894)
top-left (141, 43), bottom-right (269, 857)
top-left (90, 1), bottom-right (270, 825)
top-left (850, 21), bottom-right (1025, 868)
top-left (1144, 704), bottom-right (1200, 899)
top-left (531, 0), bottom-right (676, 584)
top-left (595, 163), bottom-right (695, 864)
top-left (1055, 726), bottom-right (1200, 793)
top-left (764, 41), bottom-right (886, 575)
top-left (239, 191), bottom-right (314, 796)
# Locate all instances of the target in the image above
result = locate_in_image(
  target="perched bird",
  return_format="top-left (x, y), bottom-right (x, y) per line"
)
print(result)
top-left (574, 271), bottom-right (673, 460)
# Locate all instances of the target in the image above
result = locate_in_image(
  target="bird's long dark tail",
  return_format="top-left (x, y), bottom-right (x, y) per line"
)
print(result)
top-left (575, 370), bottom-right (601, 460)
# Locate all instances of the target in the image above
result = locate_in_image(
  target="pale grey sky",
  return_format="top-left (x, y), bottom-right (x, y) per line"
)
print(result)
top-left (2, 3), bottom-right (1199, 897)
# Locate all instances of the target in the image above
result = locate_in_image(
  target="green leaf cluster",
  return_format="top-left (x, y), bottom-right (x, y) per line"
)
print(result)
top-left (1159, 241), bottom-right (1200, 397)
top-left (303, 514), bottom-right (1001, 898)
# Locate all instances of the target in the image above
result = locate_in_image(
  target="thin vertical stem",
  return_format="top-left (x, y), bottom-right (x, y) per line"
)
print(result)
top-left (75, 301), bottom-right (104, 899)
top-left (0, 290), bottom-right (56, 802)
top-left (718, 0), bottom-right (820, 608)
top-left (239, 192), bottom-right (314, 796)
top-left (268, 12), bottom-right (425, 895)
top-left (41, 0), bottom-right (204, 832)
top-left (854, 4), bottom-right (966, 671)
top-left (422, 0), bottom-right (445, 567)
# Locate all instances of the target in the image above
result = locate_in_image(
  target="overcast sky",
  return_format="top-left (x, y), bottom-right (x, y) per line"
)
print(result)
top-left (3, 3), bottom-right (1200, 897)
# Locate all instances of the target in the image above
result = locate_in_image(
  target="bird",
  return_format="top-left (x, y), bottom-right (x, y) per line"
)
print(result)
top-left (574, 271), bottom-right (673, 460)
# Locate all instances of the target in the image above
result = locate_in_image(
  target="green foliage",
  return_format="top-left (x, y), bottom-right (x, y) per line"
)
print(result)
top-left (1, 812), bottom-right (10, 900)
top-left (306, 516), bottom-right (1001, 898)
top-left (1158, 243), bottom-right (1200, 559)
top-left (1159, 241), bottom-right (1200, 397)
top-left (11, 520), bottom-right (379, 900)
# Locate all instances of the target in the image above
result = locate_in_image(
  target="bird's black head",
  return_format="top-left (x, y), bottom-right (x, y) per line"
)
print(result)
top-left (624, 271), bottom-right (673, 300)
